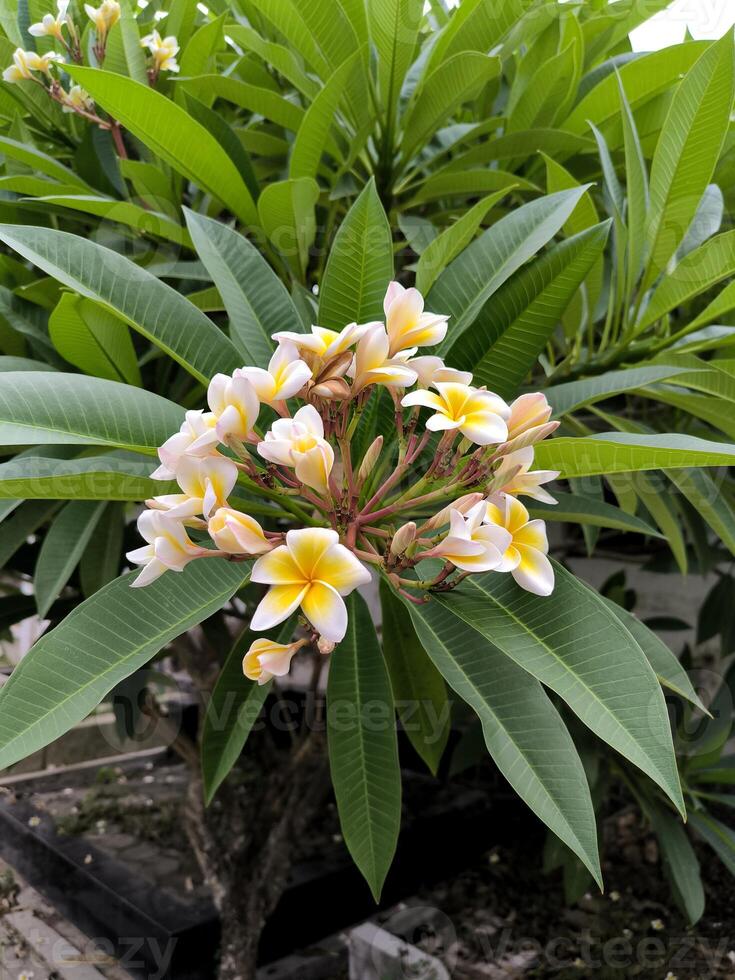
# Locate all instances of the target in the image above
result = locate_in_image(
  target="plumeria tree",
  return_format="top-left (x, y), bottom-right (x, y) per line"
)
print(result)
top-left (0, 175), bottom-right (723, 975)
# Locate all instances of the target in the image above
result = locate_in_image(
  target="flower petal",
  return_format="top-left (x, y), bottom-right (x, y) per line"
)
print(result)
top-left (251, 584), bottom-right (310, 631)
top-left (285, 527), bottom-right (339, 577)
top-left (512, 546), bottom-right (554, 596)
top-left (313, 543), bottom-right (371, 594)
top-left (251, 545), bottom-right (305, 585)
top-left (301, 582), bottom-right (348, 641)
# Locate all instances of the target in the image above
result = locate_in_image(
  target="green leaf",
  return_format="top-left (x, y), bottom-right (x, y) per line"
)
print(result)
top-left (406, 591), bottom-right (601, 884)
top-left (318, 179), bottom-right (393, 331)
top-left (415, 189), bottom-right (510, 295)
top-left (527, 492), bottom-right (661, 538)
top-left (0, 135), bottom-right (92, 190)
top-left (0, 560), bottom-right (249, 770)
top-left (104, 0), bottom-right (148, 84)
top-left (689, 811), bottom-right (735, 877)
top-left (637, 231), bottom-right (735, 331)
top-left (667, 468), bottom-right (735, 558)
top-left (327, 592), bottom-right (401, 901)
top-left (80, 502), bottom-right (123, 597)
top-left (0, 499), bottom-right (60, 568)
top-left (226, 25), bottom-right (320, 99)
top-left (201, 615), bottom-right (294, 806)
top-left (65, 66), bottom-right (259, 228)
top-left (617, 74), bottom-right (649, 299)
top-left (0, 356), bottom-right (56, 372)
top-left (379, 579), bottom-right (449, 775)
top-left (545, 366), bottom-right (692, 417)
top-left (30, 194), bottom-right (192, 248)
top-left (562, 42), bottom-right (710, 135)
top-left (430, 188), bottom-right (590, 356)
top-left (645, 34), bottom-right (734, 282)
top-left (603, 600), bottom-right (706, 712)
top-left (0, 224), bottom-right (241, 383)
top-left (434, 563), bottom-right (684, 816)
top-left (183, 208), bottom-right (301, 366)
top-left (400, 53), bottom-right (501, 164)
top-left (640, 792), bottom-right (704, 925)
top-left (34, 500), bottom-right (106, 616)
top-left (535, 433), bottom-right (735, 477)
top-left (175, 74), bottom-right (304, 134)
top-left (0, 453), bottom-right (171, 500)
top-left (369, 0), bottom-right (423, 123)
top-left (450, 222), bottom-right (611, 397)
top-left (49, 294), bottom-right (141, 386)
top-left (257, 177), bottom-right (320, 278)
top-left (0, 372), bottom-right (183, 453)
top-left (289, 50), bottom-right (363, 180)
top-left (406, 169), bottom-right (536, 206)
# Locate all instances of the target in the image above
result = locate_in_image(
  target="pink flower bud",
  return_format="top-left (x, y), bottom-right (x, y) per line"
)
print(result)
top-left (357, 435), bottom-right (383, 484)
top-left (390, 522), bottom-right (416, 556)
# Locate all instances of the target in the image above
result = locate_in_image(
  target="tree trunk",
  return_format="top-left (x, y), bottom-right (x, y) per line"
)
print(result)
top-left (185, 730), bottom-right (330, 980)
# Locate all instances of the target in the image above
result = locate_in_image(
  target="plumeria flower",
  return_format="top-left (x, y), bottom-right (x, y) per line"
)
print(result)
top-left (384, 281), bottom-right (449, 356)
top-left (238, 342), bottom-right (312, 405)
top-left (499, 392), bottom-right (559, 453)
top-left (208, 507), bottom-right (273, 555)
top-left (483, 495), bottom-right (554, 596)
top-left (402, 382), bottom-right (510, 445)
top-left (29, 0), bottom-right (70, 39)
top-left (62, 84), bottom-right (94, 113)
top-left (2, 48), bottom-right (62, 81)
top-left (148, 456), bottom-right (238, 519)
top-left (407, 355), bottom-right (472, 388)
top-left (243, 637), bottom-right (306, 685)
top-left (351, 323), bottom-right (418, 393)
top-left (206, 372), bottom-right (260, 445)
top-left (272, 322), bottom-right (368, 369)
top-left (84, 0), bottom-right (120, 38)
top-left (141, 30), bottom-right (180, 73)
top-left (250, 528), bottom-right (371, 641)
top-left (257, 404), bottom-right (335, 495)
top-left (493, 447), bottom-right (558, 504)
top-left (127, 510), bottom-right (209, 587)
top-left (2, 48), bottom-right (40, 82)
top-left (423, 502), bottom-right (511, 572)
top-left (151, 410), bottom-right (219, 480)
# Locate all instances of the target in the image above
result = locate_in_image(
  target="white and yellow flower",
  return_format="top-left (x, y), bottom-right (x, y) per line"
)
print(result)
top-left (2, 48), bottom-right (62, 81)
top-left (493, 447), bottom-right (558, 504)
top-left (500, 392), bottom-right (559, 452)
top-left (84, 0), bottom-right (120, 38)
top-left (243, 637), bottom-right (305, 685)
top-left (384, 281), bottom-right (449, 356)
top-left (62, 84), bottom-right (94, 113)
top-left (237, 342), bottom-right (312, 405)
top-left (351, 323), bottom-right (417, 393)
top-left (273, 321), bottom-right (368, 363)
top-left (141, 29), bottom-right (179, 73)
top-left (126, 510), bottom-right (208, 587)
top-left (29, 0), bottom-right (70, 39)
top-left (206, 372), bottom-right (260, 445)
top-left (148, 456), bottom-right (238, 519)
top-left (250, 528), bottom-right (371, 641)
top-left (423, 502), bottom-right (511, 572)
top-left (151, 409), bottom-right (219, 480)
top-left (401, 382), bottom-right (509, 445)
top-left (208, 507), bottom-right (273, 555)
top-left (257, 404), bottom-right (334, 494)
top-left (406, 355), bottom-right (472, 388)
top-left (483, 495), bottom-right (554, 596)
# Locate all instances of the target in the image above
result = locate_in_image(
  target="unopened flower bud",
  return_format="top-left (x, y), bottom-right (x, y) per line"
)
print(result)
top-left (317, 636), bottom-right (335, 655)
top-left (357, 435), bottom-right (383, 484)
top-left (390, 522), bottom-right (416, 556)
top-left (310, 378), bottom-right (351, 400)
top-left (316, 349), bottom-right (354, 382)
top-left (423, 492), bottom-right (484, 531)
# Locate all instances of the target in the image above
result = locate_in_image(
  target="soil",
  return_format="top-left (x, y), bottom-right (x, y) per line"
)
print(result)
top-left (7, 756), bottom-right (735, 979)
top-left (407, 805), bottom-right (735, 979)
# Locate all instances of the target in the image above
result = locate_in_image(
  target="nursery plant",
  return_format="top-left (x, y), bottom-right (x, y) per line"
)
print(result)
top-left (0, 0), bottom-right (734, 975)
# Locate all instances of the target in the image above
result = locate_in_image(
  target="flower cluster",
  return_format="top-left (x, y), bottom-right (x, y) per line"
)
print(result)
top-left (3, 0), bottom-right (179, 117)
top-left (128, 282), bottom-right (559, 684)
